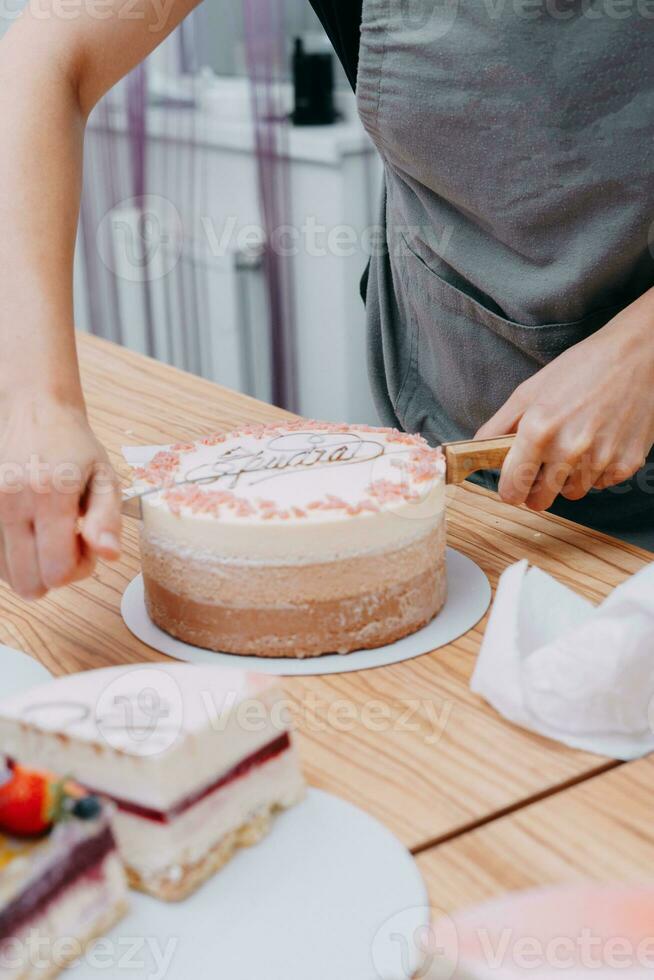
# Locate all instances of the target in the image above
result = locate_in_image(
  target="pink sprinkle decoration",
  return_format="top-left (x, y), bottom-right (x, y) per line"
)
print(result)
top-left (133, 418), bottom-right (445, 520)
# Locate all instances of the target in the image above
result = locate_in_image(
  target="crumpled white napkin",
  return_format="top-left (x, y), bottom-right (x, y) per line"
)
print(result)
top-left (471, 560), bottom-right (654, 760)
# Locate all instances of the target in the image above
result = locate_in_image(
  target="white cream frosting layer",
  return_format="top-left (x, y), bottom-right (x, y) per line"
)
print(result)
top-left (134, 423), bottom-right (446, 562)
top-left (115, 749), bottom-right (304, 881)
top-left (0, 665), bottom-right (293, 810)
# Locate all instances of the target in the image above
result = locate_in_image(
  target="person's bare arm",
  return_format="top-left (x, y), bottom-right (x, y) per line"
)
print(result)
top-left (0, 0), bottom-right (199, 598)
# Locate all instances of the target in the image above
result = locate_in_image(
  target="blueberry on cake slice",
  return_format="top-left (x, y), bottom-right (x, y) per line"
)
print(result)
top-left (0, 763), bottom-right (128, 980)
top-left (0, 665), bottom-right (305, 902)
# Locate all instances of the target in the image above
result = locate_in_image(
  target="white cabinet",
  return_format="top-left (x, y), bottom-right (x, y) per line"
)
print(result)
top-left (79, 79), bottom-right (383, 424)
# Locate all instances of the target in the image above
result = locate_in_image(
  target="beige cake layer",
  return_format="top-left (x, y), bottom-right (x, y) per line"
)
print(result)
top-left (140, 518), bottom-right (445, 603)
top-left (141, 520), bottom-right (447, 658)
top-left (126, 803), bottom-right (284, 902)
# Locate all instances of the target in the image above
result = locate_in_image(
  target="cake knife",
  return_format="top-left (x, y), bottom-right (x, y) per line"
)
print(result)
top-left (442, 434), bottom-right (516, 485)
top-left (121, 484), bottom-right (187, 520)
top-left (121, 434), bottom-right (517, 519)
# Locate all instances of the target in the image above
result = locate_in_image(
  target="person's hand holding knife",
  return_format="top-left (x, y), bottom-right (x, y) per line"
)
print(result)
top-left (476, 287), bottom-right (654, 512)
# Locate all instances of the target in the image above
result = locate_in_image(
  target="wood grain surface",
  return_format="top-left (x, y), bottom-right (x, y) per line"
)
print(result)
top-left (417, 756), bottom-right (654, 914)
top-left (0, 333), bottom-right (649, 851)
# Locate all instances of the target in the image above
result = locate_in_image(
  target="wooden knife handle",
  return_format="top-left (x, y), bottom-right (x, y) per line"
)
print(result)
top-left (444, 435), bottom-right (516, 485)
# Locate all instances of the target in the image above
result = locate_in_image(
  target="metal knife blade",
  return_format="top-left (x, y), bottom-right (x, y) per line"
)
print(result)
top-left (121, 474), bottom-right (227, 520)
top-left (121, 492), bottom-right (144, 520)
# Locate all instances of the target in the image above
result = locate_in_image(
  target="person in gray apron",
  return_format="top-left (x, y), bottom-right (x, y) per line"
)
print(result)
top-left (0, 2), bottom-right (652, 603)
top-left (353, 0), bottom-right (654, 550)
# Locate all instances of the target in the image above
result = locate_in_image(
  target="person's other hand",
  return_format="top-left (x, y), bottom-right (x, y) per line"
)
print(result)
top-left (0, 395), bottom-right (121, 599)
top-left (476, 288), bottom-right (654, 511)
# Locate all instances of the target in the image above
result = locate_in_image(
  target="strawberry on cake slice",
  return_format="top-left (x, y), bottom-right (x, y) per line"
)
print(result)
top-left (0, 763), bottom-right (128, 980)
top-left (0, 665), bottom-right (305, 902)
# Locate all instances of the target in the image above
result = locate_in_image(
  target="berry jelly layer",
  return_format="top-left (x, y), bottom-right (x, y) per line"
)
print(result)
top-left (82, 733), bottom-right (291, 824)
top-left (0, 825), bottom-right (116, 942)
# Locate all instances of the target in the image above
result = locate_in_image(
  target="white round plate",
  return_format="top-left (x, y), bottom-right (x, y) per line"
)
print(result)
top-left (1, 645), bottom-right (52, 698)
top-left (121, 548), bottom-right (491, 676)
top-left (74, 789), bottom-right (429, 980)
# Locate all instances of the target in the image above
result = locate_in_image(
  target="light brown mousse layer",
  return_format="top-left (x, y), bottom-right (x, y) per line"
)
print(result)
top-left (140, 518), bottom-right (446, 658)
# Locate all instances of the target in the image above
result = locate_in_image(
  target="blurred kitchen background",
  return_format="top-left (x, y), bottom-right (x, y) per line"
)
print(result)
top-left (0, 1), bottom-right (382, 422)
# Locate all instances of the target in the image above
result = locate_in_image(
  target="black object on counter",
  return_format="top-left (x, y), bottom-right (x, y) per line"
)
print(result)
top-left (292, 38), bottom-right (340, 127)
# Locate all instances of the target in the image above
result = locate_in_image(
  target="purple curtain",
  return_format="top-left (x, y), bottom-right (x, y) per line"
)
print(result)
top-left (78, 23), bottom-right (206, 367)
top-left (79, 4), bottom-right (297, 410)
top-left (243, 0), bottom-right (298, 412)
top-left (126, 64), bottom-right (155, 354)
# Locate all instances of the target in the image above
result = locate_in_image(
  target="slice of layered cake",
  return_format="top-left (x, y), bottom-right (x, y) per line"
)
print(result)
top-left (0, 764), bottom-right (127, 980)
top-left (131, 420), bottom-right (447, 658)
top-left (0, 665), bottom-right (305, 902)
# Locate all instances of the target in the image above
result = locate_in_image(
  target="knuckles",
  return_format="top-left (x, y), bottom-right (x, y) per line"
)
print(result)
top-left (519, 409), bottom-right (560, 449)
top-left (555, 435), bottom-right (593, 465)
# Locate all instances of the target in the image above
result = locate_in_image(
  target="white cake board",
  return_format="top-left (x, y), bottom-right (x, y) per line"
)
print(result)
top-left (121, 548), bottom-right (491, 676)
top-left (1, 645), bottom-right (52, 699)
top-left (73, 788), bottom-right (429, 980)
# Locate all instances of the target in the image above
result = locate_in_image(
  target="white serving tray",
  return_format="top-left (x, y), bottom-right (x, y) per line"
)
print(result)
top-left (74, 788), bottom-right (430, 980)
top-left (121, 547), bottom-right (491, 676)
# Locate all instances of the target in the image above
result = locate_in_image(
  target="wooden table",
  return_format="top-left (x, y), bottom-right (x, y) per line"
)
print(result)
top-left (418, 756), bottom-right (654, 913)
top-left (1, 334), bottom-right (650, 864)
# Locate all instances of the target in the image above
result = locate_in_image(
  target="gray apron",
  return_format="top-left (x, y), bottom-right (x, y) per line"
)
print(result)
top-left (357, 0), bottom-right (654, 550)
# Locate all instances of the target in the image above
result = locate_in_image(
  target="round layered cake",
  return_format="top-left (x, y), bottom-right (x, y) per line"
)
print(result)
top-left (133, 420), bottom-right (447, 658)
